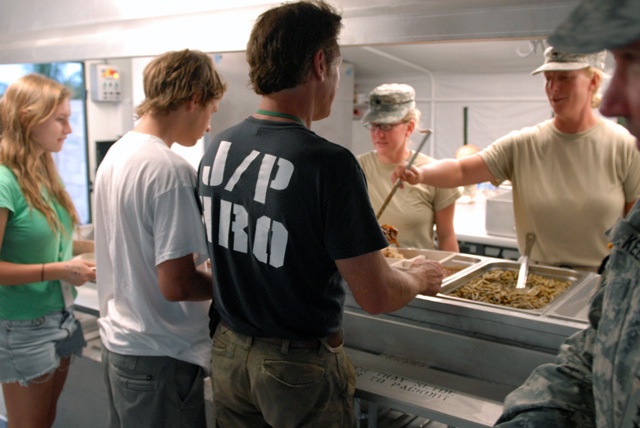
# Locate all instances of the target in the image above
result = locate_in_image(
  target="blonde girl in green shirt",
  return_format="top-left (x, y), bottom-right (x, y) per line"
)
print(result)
top-left (0, 73), bottom-right (96, 428)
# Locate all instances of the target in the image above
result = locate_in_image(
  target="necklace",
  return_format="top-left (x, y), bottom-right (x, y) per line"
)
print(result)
top-left (256, 109), bottom-right (305, 126)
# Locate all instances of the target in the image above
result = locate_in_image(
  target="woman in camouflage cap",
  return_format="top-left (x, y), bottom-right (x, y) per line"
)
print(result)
top-left (358, 83), bottom-right (461, 251)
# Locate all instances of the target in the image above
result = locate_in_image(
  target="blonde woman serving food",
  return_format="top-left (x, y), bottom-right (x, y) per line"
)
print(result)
top-left (393, 49), bottom-right (640, 270)
top-left (0, 74), bottom-right (96, 427)
top-left (358, 83), bottom-right (461, 251)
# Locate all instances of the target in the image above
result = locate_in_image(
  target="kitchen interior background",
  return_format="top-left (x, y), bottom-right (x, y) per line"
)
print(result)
top-left (2, 38), bottom-right (617, 224)
top-left (0, 0), bottom-right (601, 226)
top-left (0, 2), bottom-right (613, 427)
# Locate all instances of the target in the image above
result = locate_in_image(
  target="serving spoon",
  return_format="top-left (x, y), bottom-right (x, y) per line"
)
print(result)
top-left (515, 233), bottom-right (536, 289)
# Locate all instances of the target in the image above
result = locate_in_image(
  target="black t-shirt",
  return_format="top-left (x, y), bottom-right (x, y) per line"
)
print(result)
top-left (198, 117), bottom-right (388, 339)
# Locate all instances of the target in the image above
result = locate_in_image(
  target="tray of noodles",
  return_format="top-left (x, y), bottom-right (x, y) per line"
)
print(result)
top-left (440, 260), bottom-right (592, 314)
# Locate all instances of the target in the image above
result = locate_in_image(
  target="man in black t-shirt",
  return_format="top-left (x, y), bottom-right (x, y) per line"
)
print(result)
top-left (198, 2), bottom-right (444, 426)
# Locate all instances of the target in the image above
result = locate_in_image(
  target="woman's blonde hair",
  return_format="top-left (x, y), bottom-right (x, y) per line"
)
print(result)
top-left (403, 107), bottom-right (423, 129)
top-left (585, 67), bottom-right (604, 109)
top-left (0, 73), bottom-right (79, 232)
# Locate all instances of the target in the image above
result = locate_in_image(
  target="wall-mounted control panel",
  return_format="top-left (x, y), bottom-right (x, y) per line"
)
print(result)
top-left (90, 64), bottom-right (121, 102)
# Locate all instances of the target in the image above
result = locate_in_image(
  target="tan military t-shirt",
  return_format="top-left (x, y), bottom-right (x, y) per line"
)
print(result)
top-left (479, 118), bottom-right (640, 268)
top-left (358, 151), bottom-right (461, 249)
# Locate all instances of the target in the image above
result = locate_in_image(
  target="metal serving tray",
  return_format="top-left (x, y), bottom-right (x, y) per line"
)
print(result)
top-left (439, 260), bottom-right (591, 315)
top-left (385, 248), bottom-right (485, 280)
top-left (440, 253), bottom-right (487, 282)
top-left (545, 273), bottom-right (601, 322)
top-left (385, 248), bottom-right (453, 264)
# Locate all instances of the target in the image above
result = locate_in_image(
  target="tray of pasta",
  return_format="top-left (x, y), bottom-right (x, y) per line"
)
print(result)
top-left (439, 260), bottom-right (591, 314)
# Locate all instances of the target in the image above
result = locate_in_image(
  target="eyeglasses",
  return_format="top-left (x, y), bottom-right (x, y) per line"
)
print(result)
top-left (364, 122), bottom-right (405, 132)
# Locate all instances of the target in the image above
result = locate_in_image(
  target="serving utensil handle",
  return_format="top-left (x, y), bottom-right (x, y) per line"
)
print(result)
top-left (375, 130), bottom-right (432, 220)
top-left (515, 233), bottom-right (536, 289)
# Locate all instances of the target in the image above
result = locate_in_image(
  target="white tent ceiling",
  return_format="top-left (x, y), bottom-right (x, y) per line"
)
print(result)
top-left (342, 39), bottom-right (548, 79)
top-left (0, 0), bottom-right (579, 69)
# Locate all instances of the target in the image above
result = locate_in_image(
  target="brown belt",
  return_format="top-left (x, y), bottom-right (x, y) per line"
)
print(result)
top-left (220, 320), bottom-right (343, 349)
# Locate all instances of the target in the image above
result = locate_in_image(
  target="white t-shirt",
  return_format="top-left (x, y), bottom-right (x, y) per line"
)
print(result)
top-left (480, 118), bottom-right (640, 269)
top-left (94, 131), bottom-right (211, 370)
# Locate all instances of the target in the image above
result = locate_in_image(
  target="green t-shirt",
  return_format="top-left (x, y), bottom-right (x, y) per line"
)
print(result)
top-left (0, 165), bottom-right (74, 319)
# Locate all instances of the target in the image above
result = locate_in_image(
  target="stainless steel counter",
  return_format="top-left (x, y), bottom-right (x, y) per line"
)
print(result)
top-left (71, 252), bottom-right (597, 427)
top-left (344, 250), bottom-right (599, 427)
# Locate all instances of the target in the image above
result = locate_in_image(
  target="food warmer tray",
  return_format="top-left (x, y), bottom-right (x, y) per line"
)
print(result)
top-left (438, 260), bottom-right (593, 318)
top-left (343, 255), bottom-right (601, 410)
top-left (386, 248), bottom-right (487, 280)
top-left (544, 273), bottom-right (600, 323)
top-left (367, 257), bottom-right (598, 357)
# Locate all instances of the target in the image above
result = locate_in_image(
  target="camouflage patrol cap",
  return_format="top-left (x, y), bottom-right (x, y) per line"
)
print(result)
top-left (531, 46), bottom-right (606, 75)
top-left (362, 83), bottom-right (416, 124)
top-left (549, 0), bottom-right (640, 53)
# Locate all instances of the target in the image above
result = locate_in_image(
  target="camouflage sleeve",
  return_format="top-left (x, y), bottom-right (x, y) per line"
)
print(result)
top-left (494, 285), bottom-right (605, 427)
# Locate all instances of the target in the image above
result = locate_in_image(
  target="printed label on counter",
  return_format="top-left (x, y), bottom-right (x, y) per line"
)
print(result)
top-left (354, 366), bottom-right (502, 427)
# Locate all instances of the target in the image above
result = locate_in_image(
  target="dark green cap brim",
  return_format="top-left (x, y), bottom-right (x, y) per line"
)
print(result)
top-left (549, 0), bottom-right (640, 53)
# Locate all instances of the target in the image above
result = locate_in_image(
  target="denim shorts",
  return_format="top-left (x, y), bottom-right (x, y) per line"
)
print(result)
top-left (0, 310), bottom-right (86, 386)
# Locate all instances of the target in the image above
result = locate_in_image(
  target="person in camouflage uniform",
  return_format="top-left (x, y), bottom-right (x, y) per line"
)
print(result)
top-left (495, 0), bottom-right (640, 426)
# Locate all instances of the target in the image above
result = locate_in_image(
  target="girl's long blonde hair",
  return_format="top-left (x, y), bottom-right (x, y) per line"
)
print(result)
top-left (0, 73), bottom-right (79, 232)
